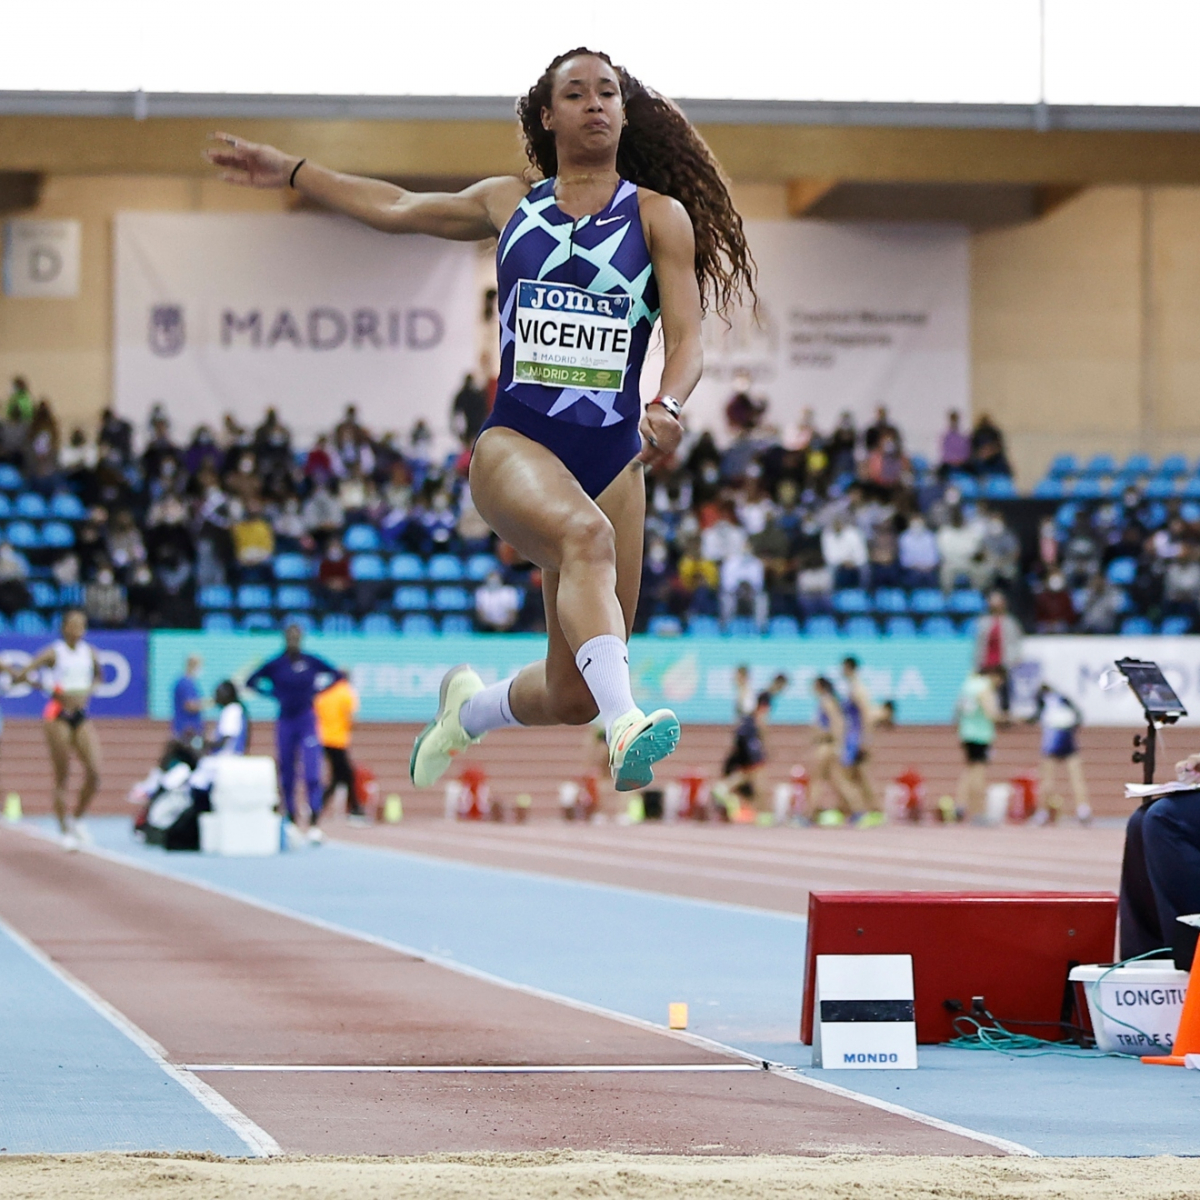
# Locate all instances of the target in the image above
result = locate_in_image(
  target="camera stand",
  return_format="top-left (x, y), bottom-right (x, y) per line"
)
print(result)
top-left (1132, 717), bottom-right (1158, 785)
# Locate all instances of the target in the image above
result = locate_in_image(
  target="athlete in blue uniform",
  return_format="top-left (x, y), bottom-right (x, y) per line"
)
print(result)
top-left (208, 48), bottom-right (755, 793)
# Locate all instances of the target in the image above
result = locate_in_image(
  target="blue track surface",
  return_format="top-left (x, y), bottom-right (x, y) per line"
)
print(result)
top-left (0, 918), bottom-right (252, 1156)
top-left (23, 818), bottom-right (1200, 1156)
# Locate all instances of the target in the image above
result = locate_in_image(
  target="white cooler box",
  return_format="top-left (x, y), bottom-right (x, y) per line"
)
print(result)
top-left (199, 756), bottom-right (281, 857)
top-left (1069, 961), bottom-right (1190, 1055)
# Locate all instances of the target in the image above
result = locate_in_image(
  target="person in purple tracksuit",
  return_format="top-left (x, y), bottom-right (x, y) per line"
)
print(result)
top-left (245, 624), bottom-right (340, 842)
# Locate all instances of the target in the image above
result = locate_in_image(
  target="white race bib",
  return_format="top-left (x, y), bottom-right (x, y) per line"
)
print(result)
top-left (513, 280), bottom-right (631, 392)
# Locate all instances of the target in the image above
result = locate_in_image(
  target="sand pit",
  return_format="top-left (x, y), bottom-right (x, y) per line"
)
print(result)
top-left (5, 1152), bottom-right (1200, 1200)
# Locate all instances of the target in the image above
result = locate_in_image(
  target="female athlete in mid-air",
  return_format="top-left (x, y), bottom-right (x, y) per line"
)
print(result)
top-left (207, 48), bottom-right (754, 791)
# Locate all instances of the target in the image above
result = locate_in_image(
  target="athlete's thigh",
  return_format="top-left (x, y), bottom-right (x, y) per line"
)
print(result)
top-left (71, 722), bottom-right (102, 774)
top-left (470, 428), bottom-right (606, 571)
top-left (44, 720), bottom-right (71, 779)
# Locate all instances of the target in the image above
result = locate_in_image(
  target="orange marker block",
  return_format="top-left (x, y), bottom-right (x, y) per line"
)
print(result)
top-left (668, 1002), bottom-right (688, 1030)
top-left (1143, 953), bottom-right (1200, 1066)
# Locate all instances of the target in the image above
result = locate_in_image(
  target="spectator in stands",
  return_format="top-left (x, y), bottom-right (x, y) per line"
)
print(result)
top-left (1033, 572), bottom-right (1077, 633)
top-left (635, 537), bottom-right (674, 631)
top-left (60, 427), bottom-right (97, 480)
top-left (719, 549), bottom-right (767, 629)
top-left (1061, 515), bottom-right (1101, 588)
top-left (796, 544), bottom-right (834, 615)
top-left (863, 433), bottom-right (909, 496)
top-left (231, 498), bottom-right (275, 581)
top-left (821, 513), bottom-right (867, 590)
top-left (304, 434), bottom-right (336, 484)
top-left (866, 515), bottom-right (901, 588)
top-left (105, 508), bottom-right (146, 574)
top-left (154, 544), bottom-right (196, 628)
top-left (303, 480), bottom-right (345, 544)
top-left (0, 541), bottom-right (31, 617)
top-left (475, 570), bottom-right (522, 633)
top-left (252, 407), bottom-right (292, 472)
top-left (316, 536), bottom-right (353, 614)
top-left (272, 496), bottom-right (310, 554)
top-left (1162, 543), bottom-right (1200, 631)
top-left (184, 424), bottom-right (222, 476)
top-left (6, 376), bottom-right (33, 423)
top-left (456, 486), bottom-right (492, 554)
top-left (898, 514), bottom-right (939, 588)
top-left (980, 508), bottom-right (1021, 590)
top-left (142, 413), bottom-right (181, 481)
top-left (451, 374), bottom-right (489, 448)
top-left (969, 413), bottom-right (1011, 476)
top-left (700, 501), bottom-right (747, 564)
top-left (98, 408), bottom-right (133, 463)
top-left (1078, 573), bottom-right (1123, 634)
top-left (973, 590), bottom-right (1023, 711)
top-left (826, 412), bottom-right (858, 478)
top-left (84, 559), bottom-right (129, 628)
top-left (26, 399), bottom-right (60, 493)
top-left (938, 410), bottom-right (971, 477)
top-left (864, 405), bottom-right (901, 453)
top-left (724, 374), bottom-right (767, 434)
top-left (936, 508), bottom-right (981, 592)
top-left (225, 451), bottom-right (261, 506)
top-left (675, 532), bottom-right (719, 618)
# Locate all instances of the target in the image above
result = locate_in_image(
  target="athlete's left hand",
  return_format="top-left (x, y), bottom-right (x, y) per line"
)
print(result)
top-left (638, 404), bottom-right (682, 469)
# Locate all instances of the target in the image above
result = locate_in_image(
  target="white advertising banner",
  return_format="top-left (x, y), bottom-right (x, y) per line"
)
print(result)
top-left (647, 220), bottom-right (969, 456)
top-left (1017, 636), bottom-right (1200, 729)
top-left (114, 213), bottom-right (478, 445)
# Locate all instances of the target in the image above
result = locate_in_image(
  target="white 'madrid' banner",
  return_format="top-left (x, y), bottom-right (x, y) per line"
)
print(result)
top-left (643, 220), bottom-right (970, 456)
top-left (114, 213), bottom-right (478, 445)
top-left (1016, 636), bottom-right (1200, 728)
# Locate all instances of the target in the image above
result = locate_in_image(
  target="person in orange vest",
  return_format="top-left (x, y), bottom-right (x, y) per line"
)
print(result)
top-left (314, 670), bottom-right (362, 827)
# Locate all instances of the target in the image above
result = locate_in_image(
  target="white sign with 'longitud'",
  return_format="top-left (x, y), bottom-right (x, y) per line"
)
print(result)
top-left (812, 953), bottom-right (918, 1070)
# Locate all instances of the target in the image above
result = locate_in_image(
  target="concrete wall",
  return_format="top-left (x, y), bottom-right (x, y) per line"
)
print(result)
top-left (3, 174), bottom-right (1199, 487)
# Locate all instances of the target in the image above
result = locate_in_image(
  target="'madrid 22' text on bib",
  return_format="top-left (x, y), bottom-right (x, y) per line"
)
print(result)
top-left (514, 280), bottom-right (632, 391)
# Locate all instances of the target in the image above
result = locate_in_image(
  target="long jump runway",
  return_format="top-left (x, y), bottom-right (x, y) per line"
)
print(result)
top-left (2, 816), bottom-right (1199, 1158)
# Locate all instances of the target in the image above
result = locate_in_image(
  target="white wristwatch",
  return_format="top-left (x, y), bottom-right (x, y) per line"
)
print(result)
top-left (647, 395), bottom-right (682, 420)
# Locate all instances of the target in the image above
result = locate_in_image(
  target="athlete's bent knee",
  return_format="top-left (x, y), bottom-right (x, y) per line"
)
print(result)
top-left (560, 509), bottom-right (616, 569)
top-left (550, 691), bottom-right (600, 726)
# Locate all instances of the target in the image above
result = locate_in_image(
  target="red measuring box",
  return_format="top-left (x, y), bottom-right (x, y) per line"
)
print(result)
top-left (801, 891), bottom-right (1118, 1045)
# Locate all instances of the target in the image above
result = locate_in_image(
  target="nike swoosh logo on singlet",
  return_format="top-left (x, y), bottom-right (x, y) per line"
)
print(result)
top-left (595, 216), bottom-right (627, 227)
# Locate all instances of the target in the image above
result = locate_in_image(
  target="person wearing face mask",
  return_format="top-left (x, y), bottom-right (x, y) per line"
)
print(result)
top-left (1034, 572), bottom-right (1077, 634)
top-left (317, 536), bottom-right (352, 614)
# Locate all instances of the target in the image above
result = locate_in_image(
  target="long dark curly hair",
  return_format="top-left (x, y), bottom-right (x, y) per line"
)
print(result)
top-left (517, 48), bottom-right (756, 316)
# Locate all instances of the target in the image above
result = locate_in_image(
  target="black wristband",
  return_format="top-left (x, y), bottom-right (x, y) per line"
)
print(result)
top-left (289, 158), bottom-right (307, 189)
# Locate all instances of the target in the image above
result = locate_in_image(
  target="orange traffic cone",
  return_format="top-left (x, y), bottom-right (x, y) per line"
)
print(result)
top-left (1143, 918), bottom-right (1200, 1066)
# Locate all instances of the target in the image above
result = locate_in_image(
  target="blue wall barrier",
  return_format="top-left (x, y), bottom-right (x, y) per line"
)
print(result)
top-left (0, 632), bottom-right (148, 717)
top-left (149, 632), bottom-right (972, 725)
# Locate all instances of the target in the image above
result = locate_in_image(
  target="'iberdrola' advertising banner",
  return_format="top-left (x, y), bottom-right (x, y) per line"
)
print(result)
top-left (149, 632), bottom-right (972, 725)
top-left (0, 632), bottom-right (148, 717)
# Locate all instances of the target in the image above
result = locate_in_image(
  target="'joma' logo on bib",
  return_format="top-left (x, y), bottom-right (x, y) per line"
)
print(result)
top-left (514, 280), bottom-right (633, 391)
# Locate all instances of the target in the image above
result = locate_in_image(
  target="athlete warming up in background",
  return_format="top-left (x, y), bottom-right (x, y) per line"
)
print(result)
top-left (9, 609), bottom-right (103, 851)
top-left (245, 624), bottom-right (339, 843)
top-left (207, 48), bottom-right (755, 792)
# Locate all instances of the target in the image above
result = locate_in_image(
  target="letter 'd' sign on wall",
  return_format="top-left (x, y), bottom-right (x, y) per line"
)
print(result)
top-left (811, 954), bottom-right (918, 1070)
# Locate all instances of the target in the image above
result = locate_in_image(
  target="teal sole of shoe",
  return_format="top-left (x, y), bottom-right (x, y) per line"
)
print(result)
top-left (613, 713), bottom-right (681, 792)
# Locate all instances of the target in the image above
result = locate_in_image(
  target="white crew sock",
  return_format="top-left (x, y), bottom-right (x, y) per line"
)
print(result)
top-left (460, 677), bottom-right (523, 738)
top-left (575, 634), bottom-right (637, 738)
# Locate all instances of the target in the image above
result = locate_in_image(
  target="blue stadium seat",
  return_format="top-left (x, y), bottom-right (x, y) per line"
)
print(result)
top-left (1182, 478), bottom-right (1200, 500)
top-left (910, 588), bottom-right (947, 614)
top-left (201, 613), bottom-right (235, 633)
top-left (804, 615), bottom-right (839, 639)
top-left (440, 614), bottom-right (473, 635)
top-left (1033, 479), bottom-right (1067, 500)
top-left (1158, 455), bottom-right (1188, 477)
top-left (50, 492), bottom-right (85, 520)
top-left (1072, 478), bottom-right (1107, 499)
top-left (874, 588), bottom-right (908, 614)
top-left (280, 613), bottom-right (315, 634)
top-left (885, 616), bottom-right (918, 638)
top-left (649, 615), bottom-right (684, 637)
top-left (466, 553), bottom-right (501, 581)
top-left (236, 584), bottom-right (273, 610)
top-left (832, 589), bottom-right (870, 614)
top-left (401, 614), bottom-right (436, 636)
top-left (768, 615), bottom-right (800, 638)
top-left (1106, 557), bottom-right (1138, 586)
top-left (389, 554), bottom-right (425, 581)
top-left (726, 617), bottom-right (759, 638)
top-left (920, 616), bottom-right (959, 638)
top-left (428, 554), bottom-right (464, 581)
top-left (687, 614), bottom-right (721, 637)
top-left (29, 580), bottom-right (57, 608)
top-left (981, 475), bottom-right (1017, 499)
top-left (239, 612), bottom-right (274, 632)
top-left (840, 616), bottom-right (877, 639)
top-left (432, 586), bottom-right (471, 612)
top-left (393, 585), bottom-right (429, 611)
top-left (57, 583), bottom-right (83, 607)
top-left (1054, 501), bottom-right (1079, 529)
top-left (273, 553), bottom-right (313, 580)
top-left (275, 584), bottom-right (312, 611)
top-left (322, 614), bottom-right (357, 635)
top-left (198, 585), bottom-right (233, 609)
top-left (909, 454), bottom-right (930, 475)
top-left (360, 613), bottom-right (395, 636)
top-left (0, 465), bottom-right (23, 490)
top-left (1121, 616), bottom-right (1154, 636)
top-left (6, 521), bottom-right (38, 548)
top-left (13, 611), bottom-right (49, 635)
top-left (1145, 478), bottom-right (1178, 499)
top-left (350, 554), bottom-right (385, 581)
top-left (1161, 615), bottom-right (1193, 636)
top-left (15, 493), bottom-right (47, 519)
top-left (0, 495), bottom-right (14, 520)
top-left (1124, 453), bottom-right (1154, 476)
top-left (948, 590), bottom-right (986, 615)
top-left (1182, 503), bottom-right (1200, 523)
top-left (41, 521), bottom-right (74, 548)
top-left (344, 524), bottom-right (380, 552)
top-left (1048, 454), bottom-right (1077, 478)
top-left (1085, 454), bottom-right (1117, 477)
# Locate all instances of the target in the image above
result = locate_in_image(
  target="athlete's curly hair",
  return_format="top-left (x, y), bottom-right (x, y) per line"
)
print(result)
top-left (517, 48), bottom-right (756, 316)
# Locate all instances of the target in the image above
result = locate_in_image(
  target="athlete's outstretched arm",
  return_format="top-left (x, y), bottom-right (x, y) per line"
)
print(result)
top-left (640, 194), bottom-right (704, 468)
top-left (205, 133), bottom-right (525, 241)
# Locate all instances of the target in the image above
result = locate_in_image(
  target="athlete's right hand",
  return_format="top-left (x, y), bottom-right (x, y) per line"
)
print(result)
top-left (205, 132), bottom-right (299, 189)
